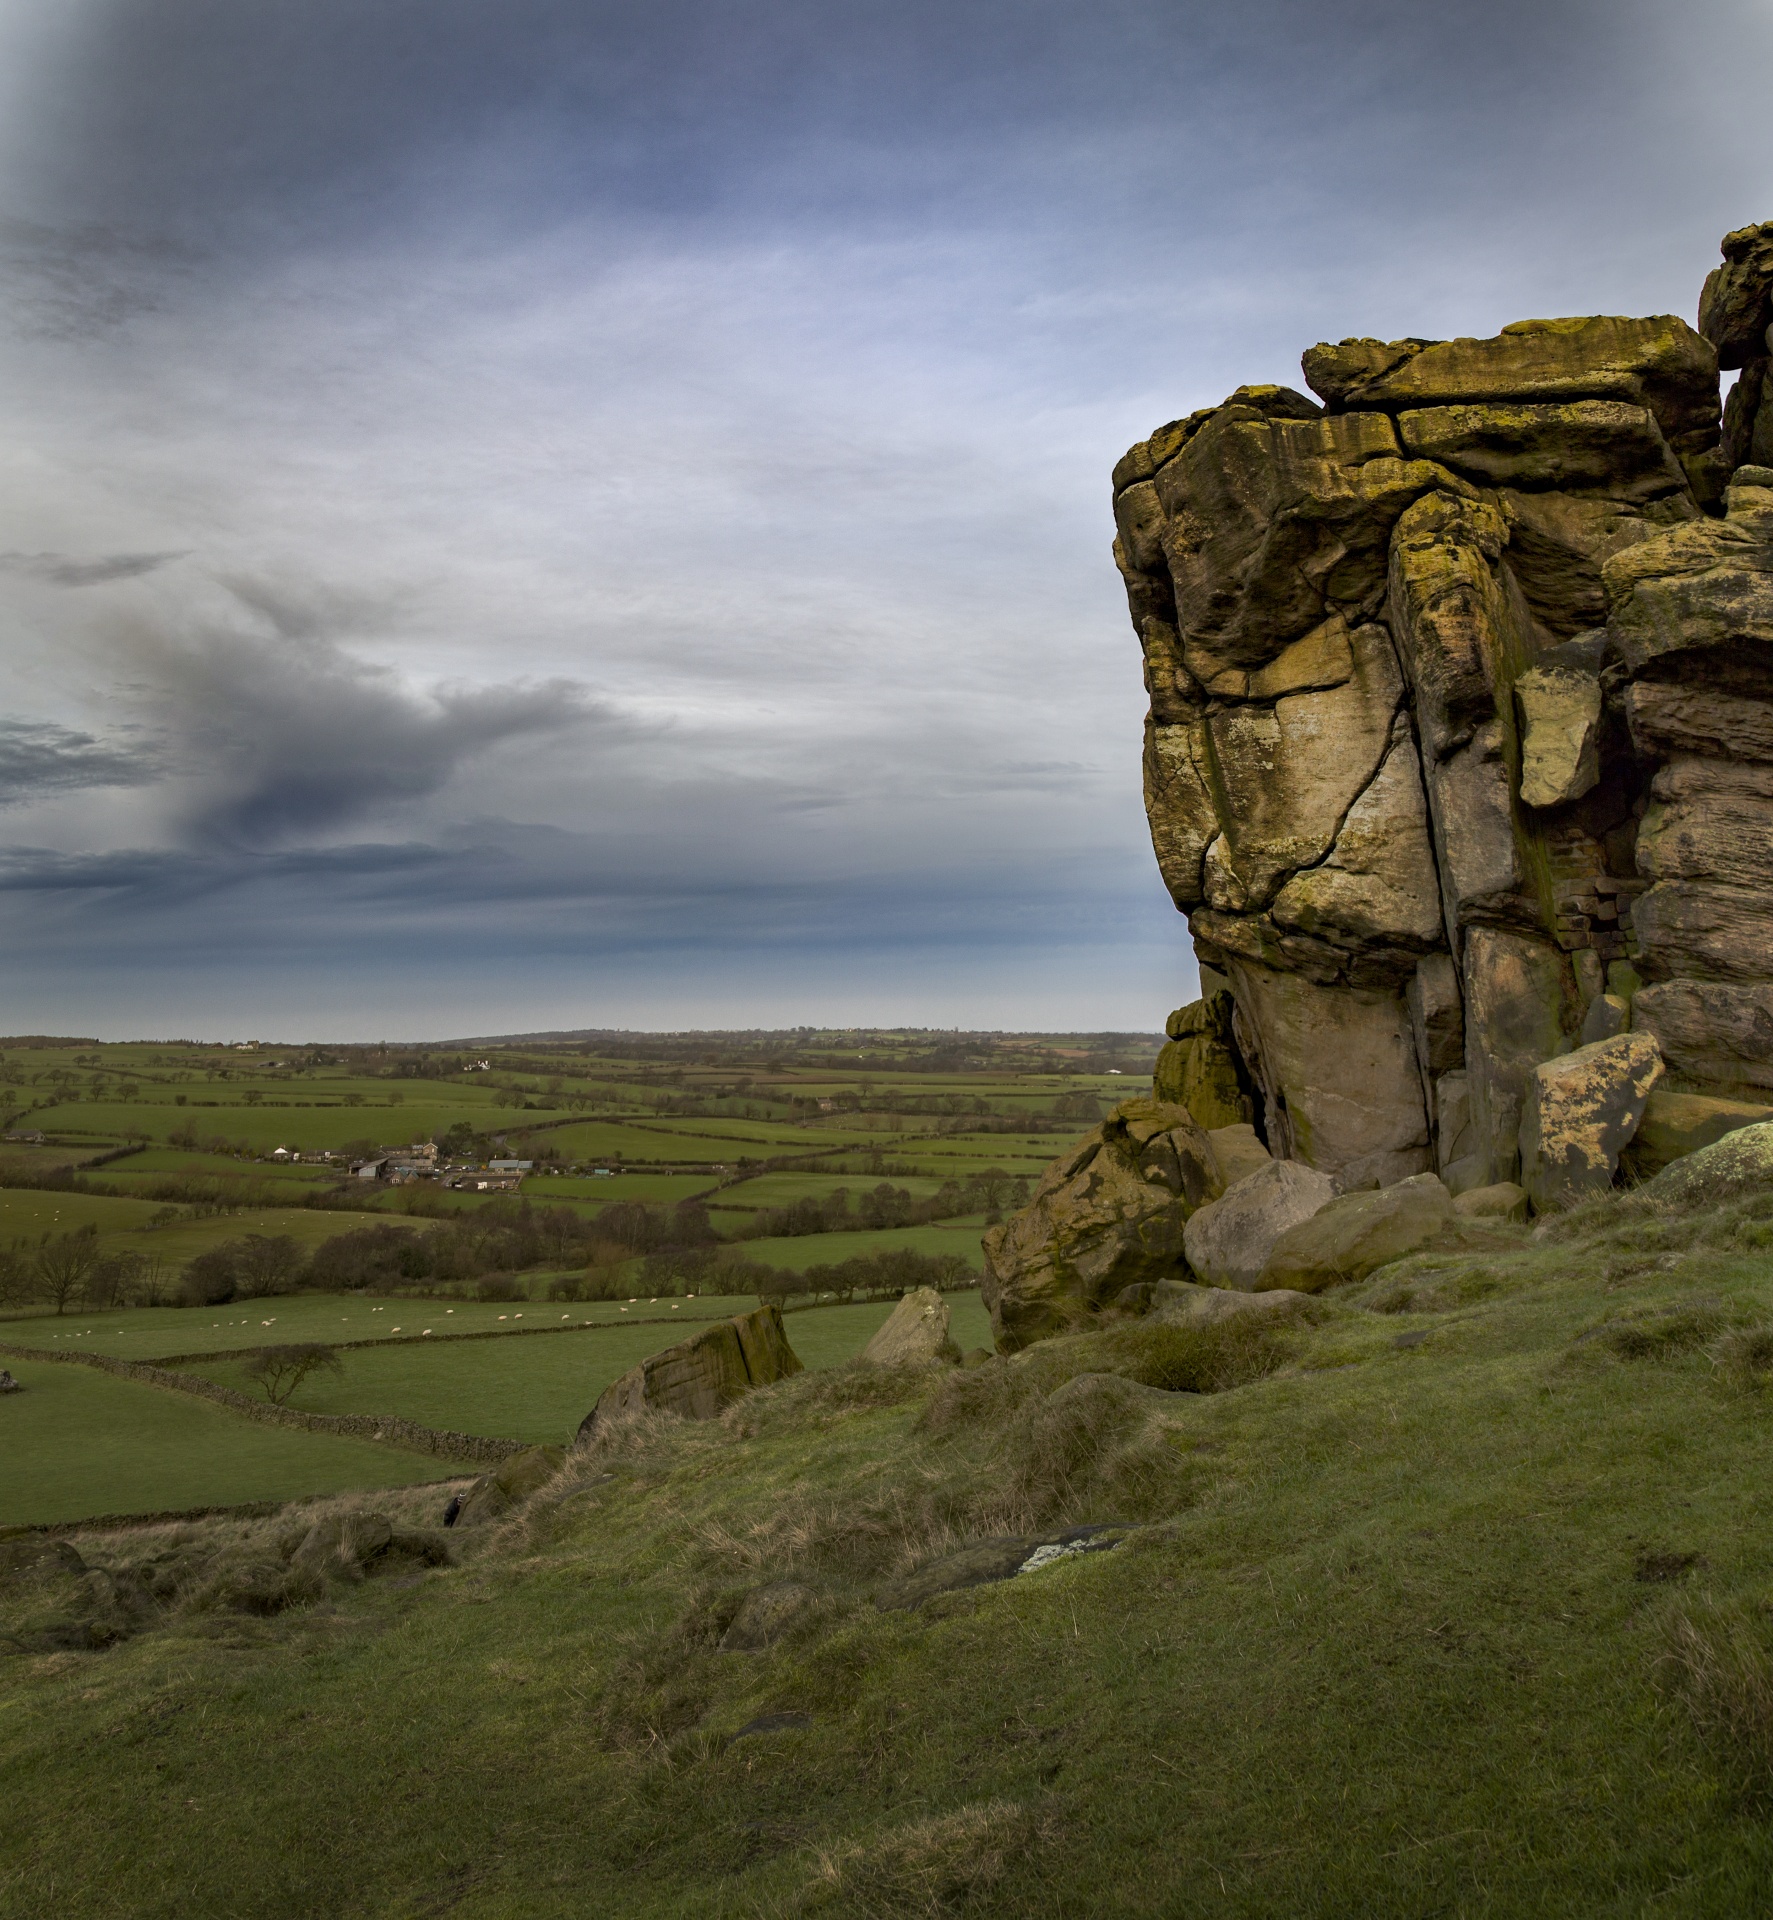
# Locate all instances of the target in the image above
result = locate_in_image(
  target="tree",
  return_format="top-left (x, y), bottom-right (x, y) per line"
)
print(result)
top-left (242, 1343), bottom-right (343, 1406)
top-left (34, 1228), bottom-right (102, 1315)
top-left (233, 1234), bottom-right (303, 1298)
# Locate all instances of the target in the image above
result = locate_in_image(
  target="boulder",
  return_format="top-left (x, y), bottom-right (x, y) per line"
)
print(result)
top-left (577, 1307), bottom-right (801, 1441)
top-left (1451, 1181), bottom-right (1529, 1223)
top-left (1258, 1173), bottom-right (1454, 1291)
top-left (1640, 1120), bottom-right (1773, 1209)
top-left (453, 1444), bottom-right (568, 1528)
top-left (1623, 1089), bottom-right (1773, 1178)
top-left (1183, 1159), bottom-right (1335, 1291)
top-left (1518, 1032), bottom-right (1664, 1212)
top-left (287, 1510), bottom-right (394, 1584)
top-left (1205, 1122), bottom-right (1271, 1191)
top-left (981, 1099), bottom-right (1219, 1350)
top-left (1515, 664), bottom-right (1602, 808)
top-left (860, 1287), bottom-right (960, 1368)
top-left (1150, 1278), bottom-right (1313, 1326)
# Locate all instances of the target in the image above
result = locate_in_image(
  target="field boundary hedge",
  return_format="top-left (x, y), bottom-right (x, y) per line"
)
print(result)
top-left (0, 1341), bottom-right (524, 1466)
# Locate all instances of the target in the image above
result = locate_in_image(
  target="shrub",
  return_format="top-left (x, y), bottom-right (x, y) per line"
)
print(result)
top-left (474, 1275), bottom-right (524, 1302)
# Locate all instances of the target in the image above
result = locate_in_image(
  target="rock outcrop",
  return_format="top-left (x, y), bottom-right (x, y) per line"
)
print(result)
top-left (981, 1097), bottom-right (1219, 1350)
top-left (1115, 223), bottom-right (1773, 1197)
top-left (575, 1306), bottom-right (802, 1440)
top-left (983, 220), bottom-right (1773, 1350)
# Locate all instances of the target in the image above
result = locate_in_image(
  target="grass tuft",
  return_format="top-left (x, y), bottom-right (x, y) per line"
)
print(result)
top-left (798, 1797), bottom-right (1040, 1916)
top-left (1659, 1596), bottom-right (1773, 1804)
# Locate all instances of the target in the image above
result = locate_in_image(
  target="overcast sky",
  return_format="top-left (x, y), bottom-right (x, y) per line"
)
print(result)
top-left (0, 0), bottom-right (1767, 1040)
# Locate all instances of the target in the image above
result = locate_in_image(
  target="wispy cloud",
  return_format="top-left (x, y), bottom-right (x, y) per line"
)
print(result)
top-left (0, 548), bottom-right (185, 586)
top-left (0, 720), bottom-right (162, 804)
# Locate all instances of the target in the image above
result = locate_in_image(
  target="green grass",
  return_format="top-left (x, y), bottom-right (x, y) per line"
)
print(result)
top-left (25, 1099), bottom-right (568, 1150)
top-left (0, 1357), bottom-right (450, 1525)
top-left (17, 1200), bottom-right (1773, 1908)
top-left (180, 1296), bottom-right (993, 1444)
top-left (0, 1188), bottom-right (173, 1242)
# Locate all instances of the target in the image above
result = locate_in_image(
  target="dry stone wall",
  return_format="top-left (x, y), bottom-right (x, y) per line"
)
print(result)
top-left (1115, 223), bottom-right (1773, 1195)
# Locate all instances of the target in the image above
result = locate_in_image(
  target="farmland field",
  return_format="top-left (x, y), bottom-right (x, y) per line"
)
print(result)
top-left (181, 1293), bottom-right (994, 1443)
top-left (0, 1355), bottom-right (453, 1526)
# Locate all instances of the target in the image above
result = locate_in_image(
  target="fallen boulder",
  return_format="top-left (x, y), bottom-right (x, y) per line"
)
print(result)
top-left (1183, 1159), bottom-right (1335, 1291)
top-left (719, 1580), bottom-right (817, 1652)
top-left (1640, 1120), bottom-right (1773, 1210)
top-left (1258, 1172), bottom-right (1455, 1291)
top-left (287, 1510), bottom-right (394, 1585)
top-left (981, 1098), bottom-right (1220, 1350)
top-left (1452, 1181), bottom-right (1529, 1223)
top-left (1623, 1088), bottom-right (1773, 1178)
top-left (860, 1287), bottom-right (960, 1367)
top-left (1150, 1279), bottom-right (1313, 1326)
top-left (1519, 1032), bottom-right (1664, 1211)
top-left (576, 1305), bottom-right (802, 1441)
top-left (1205, 1123), bottom-right (1272, 1191)
top-left (453, 1444), bottom-right (567, 1528)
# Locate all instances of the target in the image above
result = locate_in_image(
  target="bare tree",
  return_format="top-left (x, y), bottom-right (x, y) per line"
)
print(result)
top-left (34, 1229), bottom-right (102, 1315)
top-left (242, 1344), bottom-right (343, 1406)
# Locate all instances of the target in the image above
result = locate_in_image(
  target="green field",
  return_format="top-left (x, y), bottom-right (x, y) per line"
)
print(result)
top-left (182, 1294), bottom-right (995, 1443)
top-left (0, 1291), bottom-right (771, 1360)
top-left (0, 1356), bottom-right (451, 1525)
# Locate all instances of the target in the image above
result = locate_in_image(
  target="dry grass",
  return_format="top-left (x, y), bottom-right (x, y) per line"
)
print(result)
top-left (1659, 1597), bottom-right (1773, 1804)
top-left (1712, 1325), bottom-right (1773, 1392)
top-left (796, 1798), bottom-right (1041, 1917)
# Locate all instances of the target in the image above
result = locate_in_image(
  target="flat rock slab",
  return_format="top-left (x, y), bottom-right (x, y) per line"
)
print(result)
top-left (1150, 1279), bottom-right (1313, 1326)
top-left (876, 1525), bottom-right (1135, 1611)
top-left (1626, 1089), bottom-right (1773, 1178)
top-left (576, 1305), bottom-right (802, 1441)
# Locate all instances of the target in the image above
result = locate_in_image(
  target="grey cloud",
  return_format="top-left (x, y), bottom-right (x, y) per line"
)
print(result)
top-left (0, 720), bottom-right (162, 804)
top-left (135, 621), bottom-right (619, 845)
top-left (0, 215), bottom-right (196, 340)
top-left (0, 549), bottom-right (186, 586)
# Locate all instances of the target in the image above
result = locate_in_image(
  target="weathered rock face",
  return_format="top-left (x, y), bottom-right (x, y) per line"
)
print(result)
top-left (575, 1307), bottom-right (802, 1441)
top-left (981, 1097), bottom-right (1219, 1349)
top-left (1257, 1172), bottom-right (1454, 1292)
top-left (1116, 221), bottom-right (1773, 1197)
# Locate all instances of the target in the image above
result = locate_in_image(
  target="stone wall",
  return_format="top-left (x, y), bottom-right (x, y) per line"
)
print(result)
top-left (1114, 223), bottom-right (1773, 1193)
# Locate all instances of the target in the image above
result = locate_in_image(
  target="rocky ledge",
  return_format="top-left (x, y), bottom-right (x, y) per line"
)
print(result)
top-left (985, 220), bottom-right (1773, 1350)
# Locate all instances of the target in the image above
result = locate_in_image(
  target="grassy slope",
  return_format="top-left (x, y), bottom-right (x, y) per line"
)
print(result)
top-left (0, 1357), bottom-right (450, 1525)
top-left (14, 1201), bottom-right (1773, 1912)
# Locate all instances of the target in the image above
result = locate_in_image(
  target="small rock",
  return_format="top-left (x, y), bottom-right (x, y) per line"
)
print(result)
top-left (1452, 1181), bottom-right (1529, 1223)
top-left (1183, 1160), bottom-right (1336, 1291)
top-left (959, 1348), bottom-right (993, 1369)
top-left (288, 1511), bottom-right (394, 1586)
top-left (1258, 1173), bottom-right (1454, 1291)
top-left (1579, 994), bottom-right (1630, 1046)
top-left (576, 1307), bottom-right (802, 1441)
top-left (1150, 1279), bottom-right (1312, 1326)
top-left (0, 1369), bottom-right (22, 1394)
top-left (453, 1445), bottom-right (567, 1528)
top-left (720, 1580), bottom-right (816, 1652)
top-left (729, 1711), bottom-right (812, 1742)
top-left (876, 1525), bottom-right (1132, 1611)
top-left (860, 1287), bottom-right (959, 1367)
top-left (1519, 1032), bottom-right (1664, 1211)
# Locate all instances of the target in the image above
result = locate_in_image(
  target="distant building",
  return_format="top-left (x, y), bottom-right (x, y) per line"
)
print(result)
top-left (352, 1157), bottom-right (389, 1181)
top-left (271, 1146), bottom-right (293, 1160)
top-left (592, 1167), bottom-right (614, 1178)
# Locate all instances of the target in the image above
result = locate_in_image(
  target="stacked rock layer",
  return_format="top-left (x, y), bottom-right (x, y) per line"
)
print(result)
top-left (1114, 225), bottom-right (1773, 1197)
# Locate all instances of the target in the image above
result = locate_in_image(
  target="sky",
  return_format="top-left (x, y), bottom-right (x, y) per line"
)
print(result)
top-left (0, 0), bottom-right (1768, 1041)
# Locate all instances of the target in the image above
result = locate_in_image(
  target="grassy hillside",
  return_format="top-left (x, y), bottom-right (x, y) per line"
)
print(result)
top-left (9, 1187), bottom-right (1773, 1912)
